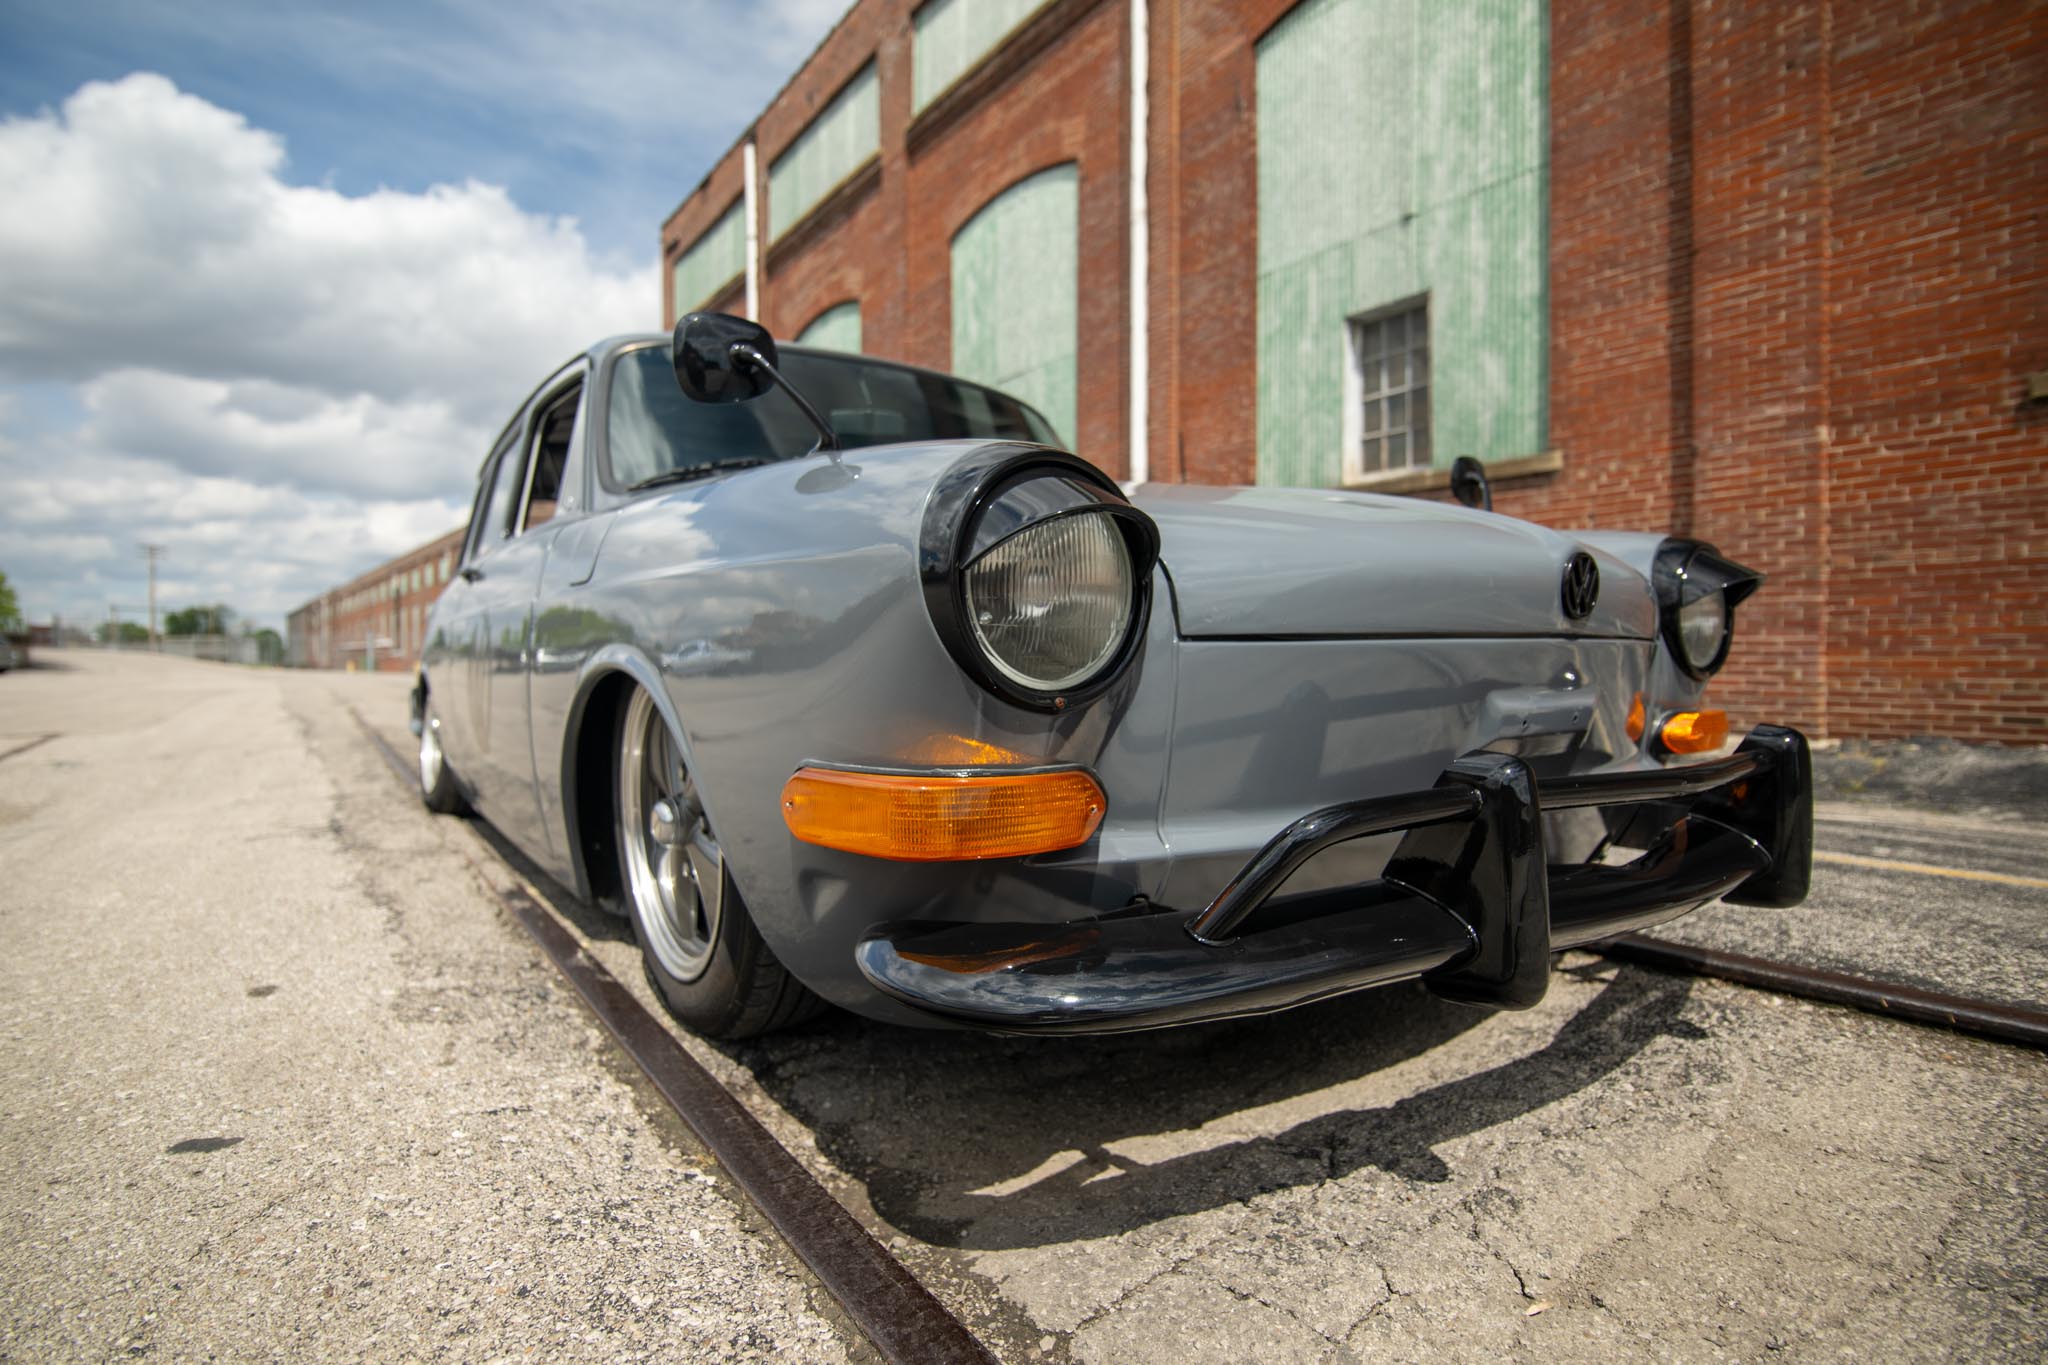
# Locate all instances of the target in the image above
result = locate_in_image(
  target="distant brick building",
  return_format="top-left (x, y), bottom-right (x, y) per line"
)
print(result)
top-left (662, 0), bottom-right (2046, 743)
top-left (287, 528), bottom-right (464, 671)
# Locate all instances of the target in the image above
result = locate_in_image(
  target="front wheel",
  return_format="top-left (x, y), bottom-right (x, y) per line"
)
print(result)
top-left (418, 700), bottom-right (469, 815)
top-left (616, 686), bottom-right (819, 1039)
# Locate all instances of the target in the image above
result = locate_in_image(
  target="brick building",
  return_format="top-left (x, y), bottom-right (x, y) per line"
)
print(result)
top-left (662, 0), bottom-right (2046, 743)
top-left (287, 528), bottom-right (465, 671)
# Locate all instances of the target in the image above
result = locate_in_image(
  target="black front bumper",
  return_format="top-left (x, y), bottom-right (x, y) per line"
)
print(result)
top-left (854, 725), bottom-right (1812, 1034)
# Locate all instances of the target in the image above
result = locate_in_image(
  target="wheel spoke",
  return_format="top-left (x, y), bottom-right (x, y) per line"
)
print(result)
top-left (644, 724), bottom-right (671, 807)
top-left (620, 688), bottom-right (722, 986)
top-left (685, 828), bottom-right (722, 941)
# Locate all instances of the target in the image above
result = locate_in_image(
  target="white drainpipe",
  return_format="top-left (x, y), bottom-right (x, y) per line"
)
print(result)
top-left (1127, 0), bottom-right (1150, 486)
top-left (743, 140), bottom-right (761, 321)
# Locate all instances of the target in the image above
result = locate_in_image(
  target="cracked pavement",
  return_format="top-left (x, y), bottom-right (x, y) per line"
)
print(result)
top-left (4, 651), bottom-right (2044, 1361)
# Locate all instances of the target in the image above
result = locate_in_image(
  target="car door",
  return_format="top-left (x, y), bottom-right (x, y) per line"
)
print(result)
top-left (466, 366), bottom-right (588, 859)
top-left (432, 428), bottom-right (524, 780)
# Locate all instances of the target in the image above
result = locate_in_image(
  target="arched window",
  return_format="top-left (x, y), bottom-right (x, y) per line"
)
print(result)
top-left (795, 301), bottom-right (862, 355)
top-left (950, 163), bottom-right (1077, 447)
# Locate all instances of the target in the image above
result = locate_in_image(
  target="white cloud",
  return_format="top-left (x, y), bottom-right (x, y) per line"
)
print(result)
top-left (0, 73), bottom-right (656, 633)
top-left (1, 442), bottom-right (470, 627)
top-left (0, 74), bottom-right (652, 417)
top-left (81, 370), bottom-right (478, 500)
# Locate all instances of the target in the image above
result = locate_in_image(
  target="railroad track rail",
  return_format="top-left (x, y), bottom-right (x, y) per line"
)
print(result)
top-left (352, 709), bottom-right (2046, 1354)
top-left (1600, 934), bottom-right (2048, 1050)
top-left (352, 711), bottom-right (997, 1365)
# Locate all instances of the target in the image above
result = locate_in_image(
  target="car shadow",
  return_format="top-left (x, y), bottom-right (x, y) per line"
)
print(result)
top-left (476, 816), bottom-right (1700, 1253)
top-left (726, 963), bottom-right (1699, 1251)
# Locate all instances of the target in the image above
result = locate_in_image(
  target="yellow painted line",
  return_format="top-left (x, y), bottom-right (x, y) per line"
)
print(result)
top-left (1816, 850), bottom-right (2048, 890)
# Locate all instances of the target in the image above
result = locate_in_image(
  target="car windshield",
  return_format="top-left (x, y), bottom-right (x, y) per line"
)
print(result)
top-left (604, 343), bottom-right (1063, 488)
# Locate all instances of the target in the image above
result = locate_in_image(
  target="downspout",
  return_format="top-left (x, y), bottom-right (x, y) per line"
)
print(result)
top-left (743, 140), bottom-right (761, 321)
top-left (1127, 0), bottom-right (1150, 487)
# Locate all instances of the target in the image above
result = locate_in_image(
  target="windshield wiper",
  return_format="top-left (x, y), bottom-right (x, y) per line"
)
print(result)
top-left (626, 458), bottom-right (774, 493)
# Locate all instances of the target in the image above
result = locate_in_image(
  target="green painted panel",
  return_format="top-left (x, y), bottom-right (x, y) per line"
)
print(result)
top-left (796, 300), bottom-right (862, 354)
top-left (769, 64), bottom-right (879, 240)
top-left (914, 0), bottom-right (1049, 111)
top-left (1256, 0), bottom-right (1547, 487)
top-left (673, 202), bottom-right (744, 315)
top-left (950, 163), bottom-right (1077, 446)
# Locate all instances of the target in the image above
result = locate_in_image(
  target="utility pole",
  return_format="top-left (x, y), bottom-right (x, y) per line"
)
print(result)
top-left (141, 543), bottom-right (163, 649)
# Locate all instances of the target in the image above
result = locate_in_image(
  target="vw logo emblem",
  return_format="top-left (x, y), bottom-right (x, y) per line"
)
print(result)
top-left (1561, 552), bottom-right (1600, 620)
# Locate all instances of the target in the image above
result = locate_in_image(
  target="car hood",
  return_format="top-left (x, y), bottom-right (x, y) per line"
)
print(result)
top-left (1131, 484), bottom-right (1657, 640)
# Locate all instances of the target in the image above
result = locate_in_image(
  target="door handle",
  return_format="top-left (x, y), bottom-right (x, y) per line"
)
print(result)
top-left (461, 567), bottom-right (484, 583)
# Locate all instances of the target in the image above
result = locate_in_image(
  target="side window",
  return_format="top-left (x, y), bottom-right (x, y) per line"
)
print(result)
top-left (474, 436), bottom-right (529, 558)
top-left (517, 379), bottom-right (583, 534)
top-left (458, 440), bottom-right (508, 567)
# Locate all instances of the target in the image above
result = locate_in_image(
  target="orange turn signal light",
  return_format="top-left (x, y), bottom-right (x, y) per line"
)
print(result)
top-left (781, 767), bottom-right (1106, 862)
top-left (1659, 709), bottom-right (1729, 755)
top-left (1625, 693), bottom-right (1646, 743)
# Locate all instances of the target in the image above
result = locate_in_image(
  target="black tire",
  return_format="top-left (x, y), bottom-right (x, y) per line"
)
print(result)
top-left (417, 700), bottom-right (470, 815)
top-left (614, 686), bottom-right (821, 1039)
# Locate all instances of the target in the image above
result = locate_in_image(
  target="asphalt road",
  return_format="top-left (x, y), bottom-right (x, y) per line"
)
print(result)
top-left (1662, 804), bottom-right (2048, 1011)
top-left (3, 650), bottom-right (2044, 1362)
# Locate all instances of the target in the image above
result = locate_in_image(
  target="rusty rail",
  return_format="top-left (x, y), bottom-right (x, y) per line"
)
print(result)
top-left (352, 710), bottom-right (996, 1364)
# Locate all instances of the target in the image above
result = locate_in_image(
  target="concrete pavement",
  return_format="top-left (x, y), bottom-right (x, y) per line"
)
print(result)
top-left (3, 649), bottom-right (2044, 1362)
top-left (0, 651), bottom-right (856, 1361)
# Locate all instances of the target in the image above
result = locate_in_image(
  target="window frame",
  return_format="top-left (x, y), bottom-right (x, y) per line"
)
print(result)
top-left (513, 369), bottom-right (588, 537)
top-left (463, 434), bottom-right (528, 567)
top-left (1341, 296), bottom-right (1432, 484)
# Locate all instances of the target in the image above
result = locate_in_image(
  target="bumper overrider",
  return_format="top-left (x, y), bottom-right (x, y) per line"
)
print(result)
top-left (853, 725), bottom-right (1812, 1034)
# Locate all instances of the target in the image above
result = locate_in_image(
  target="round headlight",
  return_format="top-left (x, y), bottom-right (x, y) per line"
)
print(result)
top-left (1677, 590), bottom-right (1729, 671)
top-left (964, 511), bottom-right (1134, 692)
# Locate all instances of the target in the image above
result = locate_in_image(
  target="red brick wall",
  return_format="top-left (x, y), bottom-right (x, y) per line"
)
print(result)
top-left (1680, 0), bottom-right (1835, 737)
top-left (1817, 0), bottom-right (2047, 743)
top-left (309, 528), bottom-right (465, 672)
top-left (1145, 1), bottom-right (1286, 484)
top-left (1514, 0), bottom-right (1689, 533)
top-left (1509, 0), bottom-right (2045, 742)
top-left (662, 0), bottom-right (2047, 742)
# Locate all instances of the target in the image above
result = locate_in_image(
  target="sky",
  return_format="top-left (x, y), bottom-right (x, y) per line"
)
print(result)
top-left (0, 0), bottom-right (849, 635)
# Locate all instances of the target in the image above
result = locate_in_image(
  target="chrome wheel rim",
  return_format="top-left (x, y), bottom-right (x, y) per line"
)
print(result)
top-left (418, 713), bottom-right (444, 793)
top-left (619, 688), bottom-right (721, 983)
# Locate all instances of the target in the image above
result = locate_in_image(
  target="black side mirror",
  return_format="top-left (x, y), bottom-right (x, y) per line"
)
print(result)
top-left (1449, 456), bottom-right (1492, 512)
top-left (672, 312), bottom-right (778, 403)
top-left (670, 311), bottom-right (842, 456)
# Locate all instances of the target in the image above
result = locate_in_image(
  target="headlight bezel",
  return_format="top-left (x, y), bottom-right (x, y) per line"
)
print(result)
top-left (1653, 538), bottom-right (1763, 680)
top-left (920, 448), bottom-right (1160, 711)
